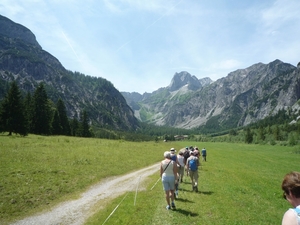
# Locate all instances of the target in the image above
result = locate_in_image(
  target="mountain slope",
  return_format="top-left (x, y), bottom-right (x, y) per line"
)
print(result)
top-left (0, 15), bottom-right (139, 131)
top-left (122, 71), bottom-right (213, 123)
top-left (123, 60), bottom-right (300, 130)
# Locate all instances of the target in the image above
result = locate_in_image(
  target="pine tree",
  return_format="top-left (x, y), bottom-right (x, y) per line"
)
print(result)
top-left (51, 109), bottom-right (62, 135)
top-left (79, 110), bottom-right (91, 137)
top-left (31, 83), bottom-right (52, 135)
top-left (244, 127), bottom-right (253, 144)
top-left (0, 81), bottom-right (28, 136)
top-left (56, 98), bottom-right (71, 135)
top-left (24, 92), bottom-right (33, 133)
top-left (70, 117), bottom-right (79, 136)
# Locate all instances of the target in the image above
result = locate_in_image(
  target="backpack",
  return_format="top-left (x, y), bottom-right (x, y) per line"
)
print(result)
top-left (171, 154), bottom-right (177, 162)
top-left (189, 157), bottom-right (197, 171)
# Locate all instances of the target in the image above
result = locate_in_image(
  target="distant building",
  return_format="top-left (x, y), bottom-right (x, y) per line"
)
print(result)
top-left (174, 135), bottom-right (188, 140)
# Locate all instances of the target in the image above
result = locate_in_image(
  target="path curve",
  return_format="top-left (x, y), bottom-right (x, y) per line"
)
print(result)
top-left (11, 163), bottom-right (160, 225)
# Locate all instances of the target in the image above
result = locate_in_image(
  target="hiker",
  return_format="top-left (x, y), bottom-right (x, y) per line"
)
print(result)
top-left (177, 150), bottom-right (185, 183)
top-left (170, 148), bottom-right (179, 163)
top-left (170, 147), bottom-right (180, 197)
top-left (183, 147), bottom-right (190, 176)
top-left (186, 151), bottom-right (200, 192)
top-left (201, 147), bottom-right (207, 161)
top-left (160, 151), bottom-right (178, 210)
top-left (194, 147), bottom-right (200, 158)
top-left (281, 171), bottom-right (300, 225)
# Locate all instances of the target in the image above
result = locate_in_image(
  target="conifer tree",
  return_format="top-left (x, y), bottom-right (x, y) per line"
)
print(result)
top-left (51, 109), bottom-right (62, 135)
top-left (0, 81), bottom-right (28, 136)
top-left (31, 83), bottom-right (52, 135)
top-left (70, 117), bottom-right (79, 136)
top-left (79, 110), bottom-right (91, 137)
top-left (244, 127), bottom-right (253, 144)
top-left (24, 92), bottom-right (33, 133)
top-left (56, 98), bottom-right (71, 135)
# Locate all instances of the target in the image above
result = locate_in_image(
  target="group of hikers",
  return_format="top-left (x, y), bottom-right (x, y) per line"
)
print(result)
top-left (160, 146), bottom-right (207, 210)
top-left (160, 147), bottom-right (300, 225)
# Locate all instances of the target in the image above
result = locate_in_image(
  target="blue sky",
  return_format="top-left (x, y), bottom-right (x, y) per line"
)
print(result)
top-left (0, 0), bottom-right (299, 93)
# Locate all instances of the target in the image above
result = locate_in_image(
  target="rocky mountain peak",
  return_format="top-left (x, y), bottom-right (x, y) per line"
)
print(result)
top-left (199, 77), bottom-right (213, 86)
top-left (168, 71), bottom-right (201, 91)
top-left (0, 15), bottom-right (41, 49)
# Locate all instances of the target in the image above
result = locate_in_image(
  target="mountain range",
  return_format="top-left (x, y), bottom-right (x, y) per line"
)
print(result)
top-left (122, 60), bottom-right (300, 130)
top-left (1, 14), bottom-right (300, 133)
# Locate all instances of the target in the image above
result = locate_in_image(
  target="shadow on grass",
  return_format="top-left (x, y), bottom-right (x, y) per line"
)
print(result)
top-left (198, 191), bottom-right (214, 195)
top-left (173, 208), bottom-right (198, 217)
top-left (178, 187), bottom-right (214, 195)
top-left (176, 198), bottom-right (194, 203)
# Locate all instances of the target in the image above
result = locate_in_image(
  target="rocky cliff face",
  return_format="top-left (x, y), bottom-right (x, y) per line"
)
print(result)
top-left (168, 71), bottom-right (202, 91)
top-left (0, 15), bottom-right (139, 131)
top-left (123, 60), bottom-right (300, 130)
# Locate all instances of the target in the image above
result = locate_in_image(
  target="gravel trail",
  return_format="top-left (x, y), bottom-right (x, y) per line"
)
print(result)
top-left (11, 163), bottom-right (160, 225)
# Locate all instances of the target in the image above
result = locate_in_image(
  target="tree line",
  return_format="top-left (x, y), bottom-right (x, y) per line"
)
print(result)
top-left (0, 81), bottom-right (92, 137)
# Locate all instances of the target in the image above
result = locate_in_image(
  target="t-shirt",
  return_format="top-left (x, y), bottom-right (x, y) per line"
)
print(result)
top-left (177, 155), bottom-right (185, 167)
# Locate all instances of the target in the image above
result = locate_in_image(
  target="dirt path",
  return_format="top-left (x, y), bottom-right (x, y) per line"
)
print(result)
top-left (11, 163), bottom-right (160, 225)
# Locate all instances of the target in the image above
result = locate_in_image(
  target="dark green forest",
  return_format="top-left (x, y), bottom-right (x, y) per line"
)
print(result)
top-left (1, 81), bottom-right (300, 145)
top-left (0, 81), bottom-right (92, 137)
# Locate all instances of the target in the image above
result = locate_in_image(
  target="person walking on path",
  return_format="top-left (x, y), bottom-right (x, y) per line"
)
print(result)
top-left (177, 150), bottom-right (185, 183)
top-left (183, 147), bottom-right (190, 176)
top-left (170, 148), bottom-right (179, 164)
top-left (194, 147), bottom-right (200, 158)
top-left (170, 147), bottom-right (180, 198)
top-left (201, 147), bottom-right (207, 161)
top-left (281, 171), bottom-right (300, 225)
top-left (186, 151), bottom-right (200, 192)
top-left (160, 151), bottom-right (178, 210)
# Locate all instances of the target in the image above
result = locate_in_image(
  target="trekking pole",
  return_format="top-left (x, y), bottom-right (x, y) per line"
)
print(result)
top-left (150, 177), bottom-right (161, 190)
top-left (134, 176), bottom-right (141, 206)
top-left (102, 193), bottom-right (129, 225)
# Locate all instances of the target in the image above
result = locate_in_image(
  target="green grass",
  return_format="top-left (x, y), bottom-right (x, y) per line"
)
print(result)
top-left (0, 134), bottom-right (181, 224)
top-left (85, 142), bottom-right (300, 225)
top-left (0, 136), bottom-right (299, 224)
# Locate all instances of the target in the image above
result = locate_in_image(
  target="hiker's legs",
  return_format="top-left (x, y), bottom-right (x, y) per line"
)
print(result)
top-left (165, 190), bottom-right (171, 206)
top-left (194, 171), bottom-right (199, 190)
top-left (179, 166), bottom-right (184, 182)
top-left (170, 189), bottom-right (175, 202)
top-left (189, 170), bottom-right (195, 187)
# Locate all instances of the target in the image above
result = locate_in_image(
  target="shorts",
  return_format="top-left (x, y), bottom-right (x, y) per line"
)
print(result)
top-left (162, 176), bottom-right (175, 191)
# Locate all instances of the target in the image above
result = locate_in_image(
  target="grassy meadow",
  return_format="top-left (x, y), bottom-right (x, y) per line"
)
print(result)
top-left (0, 134), bottom-right (299, 224)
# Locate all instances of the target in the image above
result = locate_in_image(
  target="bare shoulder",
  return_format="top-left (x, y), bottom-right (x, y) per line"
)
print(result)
top-left (282, 209), bottom-right (297, 225)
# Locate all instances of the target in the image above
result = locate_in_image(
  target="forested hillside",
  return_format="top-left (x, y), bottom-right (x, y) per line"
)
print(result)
top-left (0, 14), bottom-right (139, 132)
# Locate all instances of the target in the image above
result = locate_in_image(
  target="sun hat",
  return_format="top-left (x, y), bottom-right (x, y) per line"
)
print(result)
top-left (170, 147), bottom-right (176, 152)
